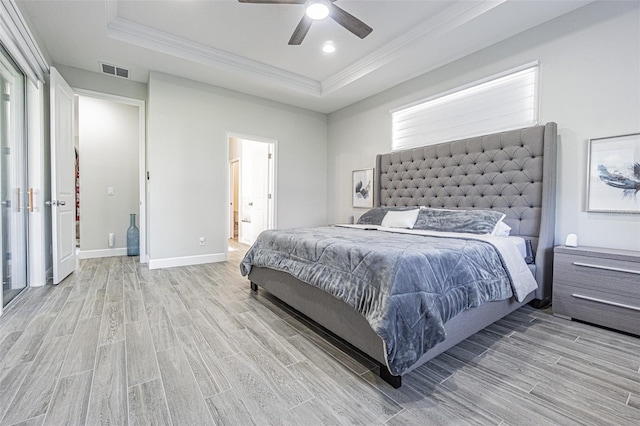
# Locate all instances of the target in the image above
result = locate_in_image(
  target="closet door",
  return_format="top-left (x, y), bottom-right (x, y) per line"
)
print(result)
top-left (0, 44), bottom-right (28, 308)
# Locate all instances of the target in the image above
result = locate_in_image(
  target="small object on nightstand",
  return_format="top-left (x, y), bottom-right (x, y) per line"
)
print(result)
top-left (565, 233), bottom-right (578, 247)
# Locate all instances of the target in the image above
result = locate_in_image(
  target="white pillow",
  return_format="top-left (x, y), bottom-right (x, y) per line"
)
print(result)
top-left (492, 220), bottom-right (512, 236)
top-left (381, 209), bottom-right (420, 229)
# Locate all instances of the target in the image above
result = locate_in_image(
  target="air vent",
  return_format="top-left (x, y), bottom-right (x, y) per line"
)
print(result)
top-left (99, 62), bottom-right (130, 79)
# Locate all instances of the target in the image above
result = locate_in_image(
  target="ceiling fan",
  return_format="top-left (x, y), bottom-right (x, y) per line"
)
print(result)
top-left (238, 0), bottom-right (373, 45)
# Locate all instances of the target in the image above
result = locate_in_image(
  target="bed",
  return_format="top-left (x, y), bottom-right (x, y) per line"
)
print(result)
top-left (241, 122), bottom-right (557, 388)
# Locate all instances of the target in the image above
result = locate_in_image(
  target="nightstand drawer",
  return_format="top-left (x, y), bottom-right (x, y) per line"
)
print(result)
top-left (553, 284), bottom-right (640, 336)
top-left (553, 252), bottom-right (640, 299)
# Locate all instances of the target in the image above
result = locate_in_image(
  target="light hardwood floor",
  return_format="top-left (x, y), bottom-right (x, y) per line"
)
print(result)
top-left (0, 245), bottom-right (639, 425)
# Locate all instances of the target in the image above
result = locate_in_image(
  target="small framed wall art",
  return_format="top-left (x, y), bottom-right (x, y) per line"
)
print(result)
top-left (586, 133), bottom-right (640, 213)
top-left (352, 168), bottom-right (374, 208)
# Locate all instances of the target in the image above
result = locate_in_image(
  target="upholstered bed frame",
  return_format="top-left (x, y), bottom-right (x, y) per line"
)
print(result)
top-left (248, 123), bottom-right (557, 388)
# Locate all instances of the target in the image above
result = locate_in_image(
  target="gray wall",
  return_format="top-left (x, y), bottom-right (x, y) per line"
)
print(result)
top-left (147, 72), bottom-right (327, 263)
top-left (327, 1), bottom-right (640, 251)
top-left (78, 95), bottom-right (140, 253)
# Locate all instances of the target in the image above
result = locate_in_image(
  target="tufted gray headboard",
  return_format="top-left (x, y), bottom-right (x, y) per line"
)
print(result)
top-left (375, 123), bottom-right (557, 303)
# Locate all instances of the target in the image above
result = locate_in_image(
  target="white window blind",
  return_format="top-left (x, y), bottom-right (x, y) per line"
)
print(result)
top-left (391, 63), bottom-right (539, 151)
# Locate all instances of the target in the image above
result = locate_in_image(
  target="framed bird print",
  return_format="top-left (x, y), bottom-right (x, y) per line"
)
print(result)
top-left (353, 168), bottom-right (374, 208)
top-left (586, 133), bottom-right (640, 213)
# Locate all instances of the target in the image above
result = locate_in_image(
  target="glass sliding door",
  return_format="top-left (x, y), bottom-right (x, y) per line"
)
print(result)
top-left (0, 44), bottom-right (27, 308)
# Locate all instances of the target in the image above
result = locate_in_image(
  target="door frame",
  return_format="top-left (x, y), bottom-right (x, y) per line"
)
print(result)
top-left (226, 132), bottom-right (277, 251)
top-left (228, 158), bottom-right (239, 240)
top-left (74, 89), bottom-right (147, 262)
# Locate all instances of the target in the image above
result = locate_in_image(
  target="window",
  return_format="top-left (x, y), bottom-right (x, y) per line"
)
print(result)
top-left (391, 63), bottom-right (539, 151)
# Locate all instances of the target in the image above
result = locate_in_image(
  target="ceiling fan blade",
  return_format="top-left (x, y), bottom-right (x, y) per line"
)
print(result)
top-left (238, 0), bottom-right (305, 4)
top-left (329, 3), bottom-right (372, 39)
top-left (288, 15), bottom-right (313, 45)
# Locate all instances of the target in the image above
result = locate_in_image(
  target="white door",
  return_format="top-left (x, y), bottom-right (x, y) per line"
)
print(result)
top-left (240, 140), bottom-right (270, 245)
top-left (229, 160), bottom-right (239, 239)
top-left (50, 67), bottom-right (76, 284)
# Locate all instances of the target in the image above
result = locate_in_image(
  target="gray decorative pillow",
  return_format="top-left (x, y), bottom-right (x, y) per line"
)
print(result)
top-left (413, 208), bottom-right (506, 235)
top-left (357, 207), bottom-right (418, 226)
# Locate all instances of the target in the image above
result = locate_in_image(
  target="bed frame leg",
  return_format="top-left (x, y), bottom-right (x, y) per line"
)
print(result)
top-left (379, 364), bottom-right (401, 388)
top-left (250, 282), bottom-right (258, 292)
top-left (529, 296), bottom-right (551, 309)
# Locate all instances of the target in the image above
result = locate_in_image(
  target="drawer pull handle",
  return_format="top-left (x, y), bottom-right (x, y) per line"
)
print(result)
top-left (573, 262), bottom-right (640, 276)
top-left (572, 293), bottom-right (640, 312)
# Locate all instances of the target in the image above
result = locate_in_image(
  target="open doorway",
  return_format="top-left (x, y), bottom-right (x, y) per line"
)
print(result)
top-left (229, 159), bottom-right (239, 240)
top-left (228, 134), bottom-right (276, 248)
top-left (75, 91), bottom-right (146, 261)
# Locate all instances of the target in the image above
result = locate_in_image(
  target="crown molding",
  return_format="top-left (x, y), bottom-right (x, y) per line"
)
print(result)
top-left (106, 16), bottom-right (322, 96)
top-left (104, 0), bottom-right (507, 98)
top-left (320, 0), bottom-right (506, 95)
top-left (105, 0), bottom-right (118, 26)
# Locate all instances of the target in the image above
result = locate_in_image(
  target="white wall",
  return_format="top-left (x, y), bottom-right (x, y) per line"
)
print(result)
top-left (55, 64), bottom-right (147, 101)
top-left (78, 96), bottom-right (139, 255)
top-left (147, 72), bottom-right (327, 267)
top-left (327, 1), bottom-right (640, 251)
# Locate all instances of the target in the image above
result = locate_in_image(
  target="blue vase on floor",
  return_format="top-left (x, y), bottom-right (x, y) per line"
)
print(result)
top-left (127, 213), bottom-right (139, 256)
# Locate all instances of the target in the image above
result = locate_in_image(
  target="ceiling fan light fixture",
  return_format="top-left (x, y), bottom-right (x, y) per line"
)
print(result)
top-left (322, 41), bottom-right (336, 54)
top-left (305, 0), bottom-right (330, 20)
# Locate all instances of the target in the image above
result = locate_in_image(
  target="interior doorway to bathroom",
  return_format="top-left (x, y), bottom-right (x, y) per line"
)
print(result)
top-left (227, 134), bottom-right (276, 247)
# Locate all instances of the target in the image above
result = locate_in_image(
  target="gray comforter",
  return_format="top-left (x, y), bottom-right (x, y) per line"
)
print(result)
top-left (240, 226), bottom-right (516, 376)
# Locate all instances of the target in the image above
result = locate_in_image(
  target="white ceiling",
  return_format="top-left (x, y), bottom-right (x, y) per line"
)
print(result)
top-left (16, 0), bottom-right (592, 113)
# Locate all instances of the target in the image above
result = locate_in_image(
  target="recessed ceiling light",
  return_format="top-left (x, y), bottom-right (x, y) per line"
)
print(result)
top-left (322, 41), bottom-right (336, 54)
top-left (306, 0), bottom-right (330, 20)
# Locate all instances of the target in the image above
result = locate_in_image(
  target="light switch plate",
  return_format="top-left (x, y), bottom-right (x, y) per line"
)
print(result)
top-left (107, 187), bottom-right (114, 196)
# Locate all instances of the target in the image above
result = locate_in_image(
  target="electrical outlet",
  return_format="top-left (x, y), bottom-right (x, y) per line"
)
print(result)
top-left (107, 187), bottom-right (114, 196)
top-left (199, 237), bottom-right (206, 246)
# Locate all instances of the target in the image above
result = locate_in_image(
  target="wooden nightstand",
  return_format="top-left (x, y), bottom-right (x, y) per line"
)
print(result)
top-left (552, 246), bottom-right (640, 336)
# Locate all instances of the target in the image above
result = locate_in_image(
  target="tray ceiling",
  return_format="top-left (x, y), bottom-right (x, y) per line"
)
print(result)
top-left (17, 0), bottom-right (593, 113)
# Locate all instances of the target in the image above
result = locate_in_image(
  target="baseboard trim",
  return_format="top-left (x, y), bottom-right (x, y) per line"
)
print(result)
top-left (148, 253), bottom-right (226, 270)
top-left (79, 248), bottom-right (128, 259)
